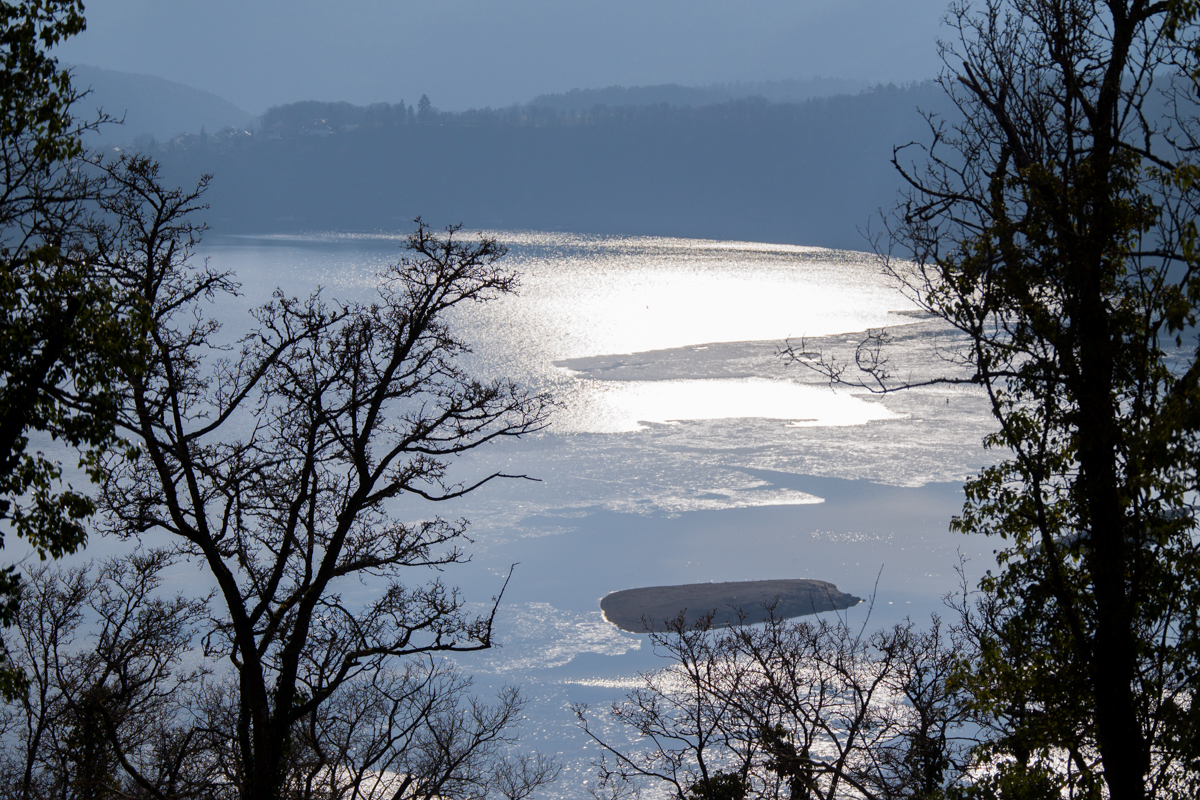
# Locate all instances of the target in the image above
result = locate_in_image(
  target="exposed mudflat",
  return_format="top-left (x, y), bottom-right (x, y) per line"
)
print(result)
top-left (600, 578), bottom-right (862, 633)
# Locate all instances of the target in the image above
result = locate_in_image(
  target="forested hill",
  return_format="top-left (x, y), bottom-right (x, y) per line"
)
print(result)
top-left (527, 78), bottom-right (869, 112)
top-left (71, 64), bottom-right (253, 143)
top-left (150, 83), bottom-right (955, 249)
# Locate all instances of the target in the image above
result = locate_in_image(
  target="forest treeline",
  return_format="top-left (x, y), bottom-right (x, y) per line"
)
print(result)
top-left (526, 77), bottom-right (868, 112)
top-left (146, 83), bottom-right (955, 249)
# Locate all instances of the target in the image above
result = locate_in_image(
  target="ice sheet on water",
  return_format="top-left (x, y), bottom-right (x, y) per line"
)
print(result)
top-left (427, 384), bottom-right (991, 532)
top-left (198, 231), bottom-right (996, 528)
top-left (132, 232), bottom-right (1002, 800)
top-left (465, 602), bottom-right (642, 672)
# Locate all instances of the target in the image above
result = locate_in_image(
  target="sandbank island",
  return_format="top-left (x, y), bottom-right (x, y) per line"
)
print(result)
top-left (601, 579), bottom-right (862, 633)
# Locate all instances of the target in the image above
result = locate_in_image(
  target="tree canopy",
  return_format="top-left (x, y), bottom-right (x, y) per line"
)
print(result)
top-left (793, 1), bottom-right (1200, 797)
top-left (0, 0), bottom-right (140, 696)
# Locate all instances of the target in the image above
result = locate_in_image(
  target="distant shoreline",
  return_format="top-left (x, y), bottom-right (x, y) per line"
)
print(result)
top-left (601, 579), bottom-right (861, 633)
top-left (152, 83), bottom-right (955, 252)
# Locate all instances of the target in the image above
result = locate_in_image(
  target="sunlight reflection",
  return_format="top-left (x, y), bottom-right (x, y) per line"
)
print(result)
top-left (553, 377), bottom-right (898, 433)
top-left (203, 233), bottom-right (917, 440)
top-left (484, 243), bottom-right (916, 359)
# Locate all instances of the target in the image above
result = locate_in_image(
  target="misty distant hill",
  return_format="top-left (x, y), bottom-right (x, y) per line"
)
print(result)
top-left (69, 65), bottom-right (253, 144)
top-left (529, 78), bottom-right (869, 113)
top-left (151, 83), bottom-right (957, 250)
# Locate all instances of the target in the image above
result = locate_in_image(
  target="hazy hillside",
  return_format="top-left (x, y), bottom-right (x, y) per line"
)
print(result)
top-left (70, 65), bottom-right (253, 144)
top-left (152, 83), bottom-right (955, 250)
top-left (528, 78), bottom-right (869, 114)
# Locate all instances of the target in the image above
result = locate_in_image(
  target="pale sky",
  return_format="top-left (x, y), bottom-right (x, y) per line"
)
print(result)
top-left (56, 0), bottom-right (949, 113)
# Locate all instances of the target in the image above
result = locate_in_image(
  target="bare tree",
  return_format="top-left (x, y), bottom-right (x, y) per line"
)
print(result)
top-left (79, 156), bottom-right (556, 800)
top-left (0, 552), bottom-right (213, 800)
top-left (0, 556), bottom-right (559, 800)
top-left (575, 610), bottom-right (974, 800)
top-left (193, 657), bottom-right (560, 800)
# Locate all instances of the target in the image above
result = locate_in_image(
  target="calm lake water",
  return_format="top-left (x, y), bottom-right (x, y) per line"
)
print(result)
top-left (196, 230), bottom-right (998, 795)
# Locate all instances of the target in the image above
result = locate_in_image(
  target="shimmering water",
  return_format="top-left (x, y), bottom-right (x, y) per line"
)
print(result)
top-left (197, 230), bottom-right (999, 797)
top-left (207, 232), bottom-right (914, 429)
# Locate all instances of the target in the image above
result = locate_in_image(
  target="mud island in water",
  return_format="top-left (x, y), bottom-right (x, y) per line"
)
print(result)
top-left (600, 579), bottom-right (862, 633)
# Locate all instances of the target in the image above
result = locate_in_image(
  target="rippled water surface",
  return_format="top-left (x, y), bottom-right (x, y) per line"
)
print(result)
top-left (199, 230), bottom-right (999, 797)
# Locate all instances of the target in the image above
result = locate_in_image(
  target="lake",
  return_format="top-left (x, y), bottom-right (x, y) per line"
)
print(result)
top-left (196, 229), bottom-right (998, 795)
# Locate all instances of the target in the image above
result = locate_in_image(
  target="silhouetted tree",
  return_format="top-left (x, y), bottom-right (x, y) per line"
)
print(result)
top-left (575, 612), bottom-right (972, 800)
top-left (89, 155), bottom-right (554, 800)
top-left (789, 1), bottom-right (1200, 797)
top-left (0, 0), bottom-right (137, 696)
top-left (0, 554), bottom-right (559, 800)
top-left (0, 552), bottom-right (212, 800)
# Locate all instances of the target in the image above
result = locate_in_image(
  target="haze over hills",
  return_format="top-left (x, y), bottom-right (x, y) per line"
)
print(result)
top-left (145, 82), bottom-right (955, 250)
top-left (70, 64), bottom-right (253, 145)
top-left (71, 66), bottom-right (957, 249)
top-left (51, 0), bottom-right (949, 112)
top-left (74, 66), bottom-right (875, 143)
top-left (528, 78), bottom-right (870, 113)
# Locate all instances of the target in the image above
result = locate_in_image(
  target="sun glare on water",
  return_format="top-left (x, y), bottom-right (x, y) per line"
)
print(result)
top-left (551, 377), bottom-right (897, 433)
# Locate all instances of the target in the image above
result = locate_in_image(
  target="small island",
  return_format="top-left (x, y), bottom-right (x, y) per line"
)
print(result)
top-left (600, 579), bottom-right (862, 633)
